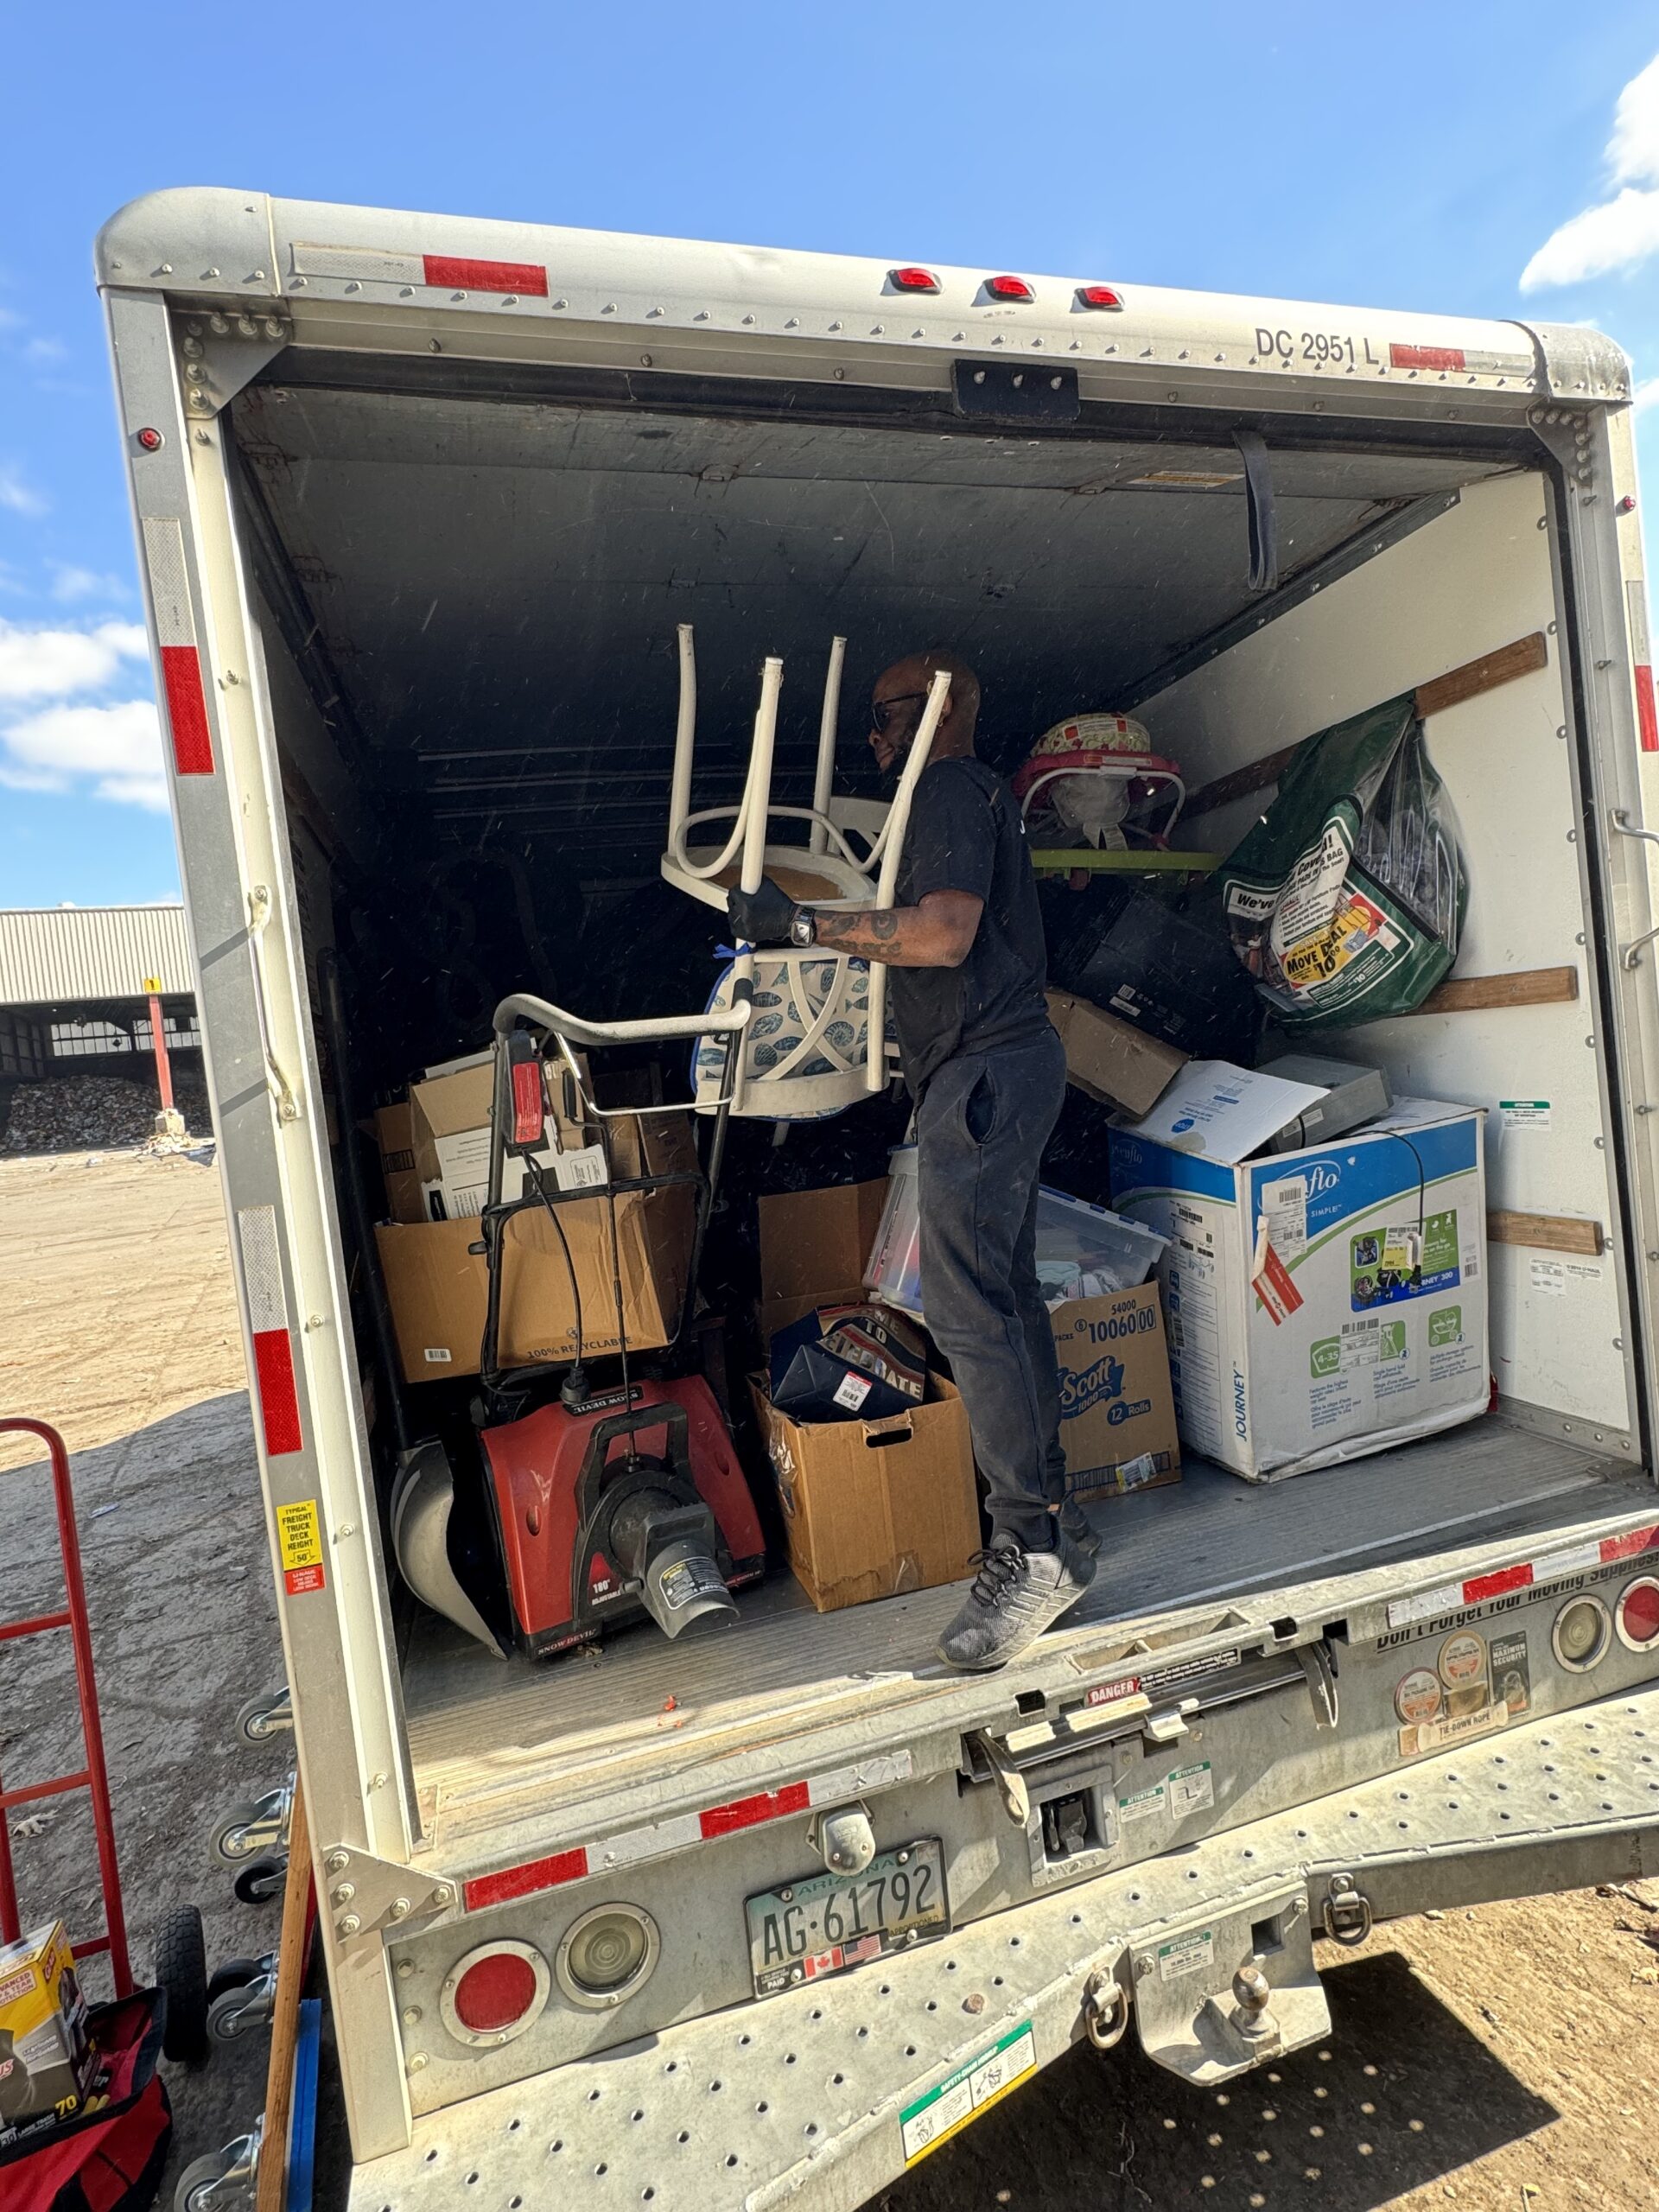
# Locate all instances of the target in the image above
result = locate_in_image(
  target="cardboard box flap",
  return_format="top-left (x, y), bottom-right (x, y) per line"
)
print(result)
top-left (1125, 1058), bottom-right (1328, 1164)
top-left (758, 1179), bottom-right (889, 1313)
top-left (1046, 988), bottom-right (1187, 1118)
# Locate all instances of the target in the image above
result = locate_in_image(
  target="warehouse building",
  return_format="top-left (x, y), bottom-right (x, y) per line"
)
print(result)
top-left (0, 906), bottom-right (202, 1143)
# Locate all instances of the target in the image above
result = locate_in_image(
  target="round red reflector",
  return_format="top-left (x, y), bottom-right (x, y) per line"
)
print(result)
top-left (1618, 1576), bottom-right (1659, 1649)
top-left (137, 427), bottom-right (164, 452)
top-left (988, 275), bottom-right (1034, 302)
top-left (453, 1949), bottom-right (538, 2034)
top-left (889, 265), bottom-right (940, 294)
top-left (1077, 284), bottom-right (1124, 310)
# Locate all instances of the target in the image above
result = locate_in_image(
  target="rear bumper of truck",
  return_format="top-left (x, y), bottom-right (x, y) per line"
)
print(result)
top-left (352, 1677), bottom-right (1659, 2212)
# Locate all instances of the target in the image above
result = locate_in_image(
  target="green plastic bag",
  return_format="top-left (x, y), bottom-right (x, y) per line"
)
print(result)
top-left (1212, 695), bottom-right (1468, 1029)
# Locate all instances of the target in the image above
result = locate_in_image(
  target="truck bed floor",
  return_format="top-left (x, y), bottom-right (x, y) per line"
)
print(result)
top-left (402, 1415), bottom-right (1647, 1853)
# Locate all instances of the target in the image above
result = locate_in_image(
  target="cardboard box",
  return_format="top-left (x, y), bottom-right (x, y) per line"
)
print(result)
top-left (373, 1100), bottom-right (424, 1225)
top-left (0, 1922), bottom-right (99, 2141)
top-left (1110, 1094), bottom-right (1489, 1483)
top-left (750, 1373), bottom-right (979, 1611)
top-left (405, 1061), bottom-right (605, 1221)
top-left (1046, 988), bottom-right (1187, 1118)
top-left (376, 1115), bottom-right (697, 1382)
top-left (755, 1180), bottom-right (980, 1611)
top-left (1050, 1282), bottom-right (1182, 1501)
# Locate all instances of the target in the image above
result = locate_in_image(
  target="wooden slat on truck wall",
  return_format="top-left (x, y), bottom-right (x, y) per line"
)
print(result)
top-left (1487, 1211), bottom-right (1605, 1257)
top-left (1184, 631), bottom-right (1550, 821)
top-left (1407, 966), bottom-right (1580, 1016)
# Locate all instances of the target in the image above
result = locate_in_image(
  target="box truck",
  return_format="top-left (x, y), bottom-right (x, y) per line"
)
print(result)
top-left (98, 188), bottom-right (1659, 2210)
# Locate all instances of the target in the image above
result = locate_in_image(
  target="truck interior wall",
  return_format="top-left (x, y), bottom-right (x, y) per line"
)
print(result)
top-left (1138, 469), bottom-right (1635, 1446)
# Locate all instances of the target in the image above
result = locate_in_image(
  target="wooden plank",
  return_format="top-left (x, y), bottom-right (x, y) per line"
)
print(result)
top-left (1184, 743), bottom-right (1301, 823)
top-left (255, 1779), bottom-right (313, 2212)
top-left (1184, 630), bottom-right (1549, 821)
top-left (1415, 631), bottom-right (1549, 720)
top-left (1408, 966), bottom-right (1579, 1016)
top-left (1486, 1211), bottom-right (1605, 1257)
top-left (1027, 849), bottom-right (1221, 875)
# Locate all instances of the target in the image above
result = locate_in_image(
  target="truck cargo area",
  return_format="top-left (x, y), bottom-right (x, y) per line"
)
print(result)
top-left (226, 356), bottom-right (1648, 1848)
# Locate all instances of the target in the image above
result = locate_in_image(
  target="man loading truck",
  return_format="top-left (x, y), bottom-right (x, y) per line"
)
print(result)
top-left (728, 649), bottom-right (1097, 1670)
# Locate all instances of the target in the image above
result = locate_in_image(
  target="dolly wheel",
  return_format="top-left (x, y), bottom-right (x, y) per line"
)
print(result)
top-left (175, 2147), bottom-right (238, 2212)
top-left (232, 1854), bottom-right (287, 1905)
top-left (206, 1955), bottom-right (264, 2004)
top-left (156, 1904), bottom-right (209, 2062)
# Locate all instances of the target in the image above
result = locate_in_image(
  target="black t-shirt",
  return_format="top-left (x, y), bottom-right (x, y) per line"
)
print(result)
top-left (890, 755), bottom-right (1051, 1092)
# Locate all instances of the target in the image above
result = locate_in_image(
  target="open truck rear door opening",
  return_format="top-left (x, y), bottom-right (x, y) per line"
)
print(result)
top-left (98, 188), bottom-right (1659, 2207)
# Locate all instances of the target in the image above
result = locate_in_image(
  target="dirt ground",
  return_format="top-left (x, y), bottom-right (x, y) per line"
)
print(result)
top-left (3, 1146), bottom-right (1658, 2211)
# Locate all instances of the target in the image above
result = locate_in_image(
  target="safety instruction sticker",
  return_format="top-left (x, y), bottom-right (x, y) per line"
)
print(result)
top-left (1500, 1100), bottom-right (1551, 1130)
top-left (1117, 1778), bottom-right (1167, 1825)
top-left (1396, 1630), bottom-right (1532, 1757)
top-left (276, 1498), bottom-right (325, 1597)
top-left (1168, 1760), bottom-right (1215, 1815)
top-left (899, 2022), bottom-right (1038, 2164)
top-left (1158, 1929), bottom-right (1217, 1982)
top-left (658, 1556), bottom-right (728, 1612)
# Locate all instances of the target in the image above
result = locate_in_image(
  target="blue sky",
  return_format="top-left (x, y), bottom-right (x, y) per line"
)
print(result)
top-left (2, 3), bottom-right (1656, 908)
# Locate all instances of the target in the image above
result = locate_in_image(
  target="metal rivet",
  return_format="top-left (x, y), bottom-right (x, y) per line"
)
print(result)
top-left (406, 2052), bottom-right (427, 2075)
top-left (833, 368), bottom-right (845, 380)
top-left (397, 1960), bottom-right (415, 1980)
top-left (339, 1914), bottom-right (360, 1936)
top-left (640, 355), bottom-right (652, 367)
top-left (433, 1885), bottom-right (454, 1908)
top-left (332, 1884), bottom-right (354, 1906)
top-left (403, 2006), bottom-right (422, 2025)
top-left (389, 1898), bottom-right (411, 1921)
top-left (326, 1851), bottom-right (349, 1875)
top-left (429, 340), bottom-right (442, 353)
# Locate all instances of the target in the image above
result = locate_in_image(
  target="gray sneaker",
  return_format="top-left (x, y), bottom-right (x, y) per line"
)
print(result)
top-left (937, 1540), bottom-right (1096, 1672)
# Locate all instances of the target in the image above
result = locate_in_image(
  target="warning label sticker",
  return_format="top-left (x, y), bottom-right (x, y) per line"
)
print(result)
top-left (899, 2023), bottom-right (1038, 2164)
top-left (276, 1498), bottom-right (325, 1598)
top-left (1168, 1760), bottom-right (1215, 1815)
top-left (1157, 1929), bottom-right (1217, 1982)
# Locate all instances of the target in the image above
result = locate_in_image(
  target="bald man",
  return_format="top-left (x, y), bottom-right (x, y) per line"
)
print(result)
top-left (728, 650), bottom-right (1096, 1670)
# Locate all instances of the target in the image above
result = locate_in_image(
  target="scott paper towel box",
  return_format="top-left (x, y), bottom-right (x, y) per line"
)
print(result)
top-left (1109, 1086), bottom-right (1487, 1483)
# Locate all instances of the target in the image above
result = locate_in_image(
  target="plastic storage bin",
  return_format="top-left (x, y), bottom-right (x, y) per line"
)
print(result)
top-left (864, 1149), bottom-right (1168, 1319)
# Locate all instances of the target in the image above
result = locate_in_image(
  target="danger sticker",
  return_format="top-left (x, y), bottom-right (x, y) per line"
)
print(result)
top-left (276, 1498), bottom-right (325, 1597)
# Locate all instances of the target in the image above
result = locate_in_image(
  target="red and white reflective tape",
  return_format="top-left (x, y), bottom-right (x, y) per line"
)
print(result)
top-left (237, 1205), bottom-right (304, 1457)
top-left (1629, 581), bottom-right (1656, 754)
top-left (1389, 342), bottom-right (1466, 372)
top-left (142, 517), bottom-right (213, 776)
top-left (462, 1750), bottom-right (913, 1914)
top-left (1385, 1522), bottom-right (1659, 1629)
top-left (289, 242), bottom-right (549, 298)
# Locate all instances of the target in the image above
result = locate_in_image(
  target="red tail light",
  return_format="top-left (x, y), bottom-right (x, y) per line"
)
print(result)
top-left (987, 275), bottom-right (1034, 302)
top-left (1077, 284), bottom-right (1124, 310)
top-left (889, 265), bottom-right (940, 294)
top-left (1618, 1576), bottom-right (1659, 1649)
top-left (440, 1941), bottom-right (550, 2046)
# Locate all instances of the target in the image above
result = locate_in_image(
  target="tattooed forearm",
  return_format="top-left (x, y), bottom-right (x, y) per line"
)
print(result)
top-left (810, 892), bottom-right (982, 968)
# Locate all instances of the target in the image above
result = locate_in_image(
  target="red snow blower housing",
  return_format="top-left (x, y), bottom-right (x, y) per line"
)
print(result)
top-left (472, 992), bottom-right (764, 1659)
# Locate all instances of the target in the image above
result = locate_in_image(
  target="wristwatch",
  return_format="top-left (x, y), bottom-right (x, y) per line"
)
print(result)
top-left (789, 906), bottom-right (818, 948)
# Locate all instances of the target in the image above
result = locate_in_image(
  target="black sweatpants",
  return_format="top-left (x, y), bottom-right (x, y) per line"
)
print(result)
top-left (914, 1025), bottom-right (1068, 1553)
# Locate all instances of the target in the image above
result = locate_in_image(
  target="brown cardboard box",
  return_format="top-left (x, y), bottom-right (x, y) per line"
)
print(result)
top-left (753, 1180), bottom-right (980, 1611)
top-left (1046, 988), bottom-right (1187, 1117)
top-left (375, 1114), bottom-right (697, 1382)
top-left (750, 1373), bottom-right (978, 1611)
top-left (374, 1100), bottom-right (424, 1225)
top-left (1050, 1281), bottom-right (1181, 1501)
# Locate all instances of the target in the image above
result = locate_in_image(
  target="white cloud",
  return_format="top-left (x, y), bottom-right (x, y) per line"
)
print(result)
top-left (23, 336), bottom-right (67, 365)
top-left (50, 564), bottom-right (129, 606)
top-left (0, 699), bottom-right (167, 811)
top-left (0, 463), bottom-right (48, 518)
top-left (1522, 54), bottom-right (1659, 289)
top-left (0, 618), bottom-right (149, 702)
top-left (1635, 377), bottom-right (1659, 413)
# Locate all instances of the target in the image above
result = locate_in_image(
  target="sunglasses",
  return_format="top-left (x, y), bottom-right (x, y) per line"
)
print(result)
top-left (870, 692), bottom-right (930, 734)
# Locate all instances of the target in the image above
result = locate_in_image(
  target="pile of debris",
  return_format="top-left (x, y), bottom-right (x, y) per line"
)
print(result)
top-left (1, 1072), bottom-right (210, 1156)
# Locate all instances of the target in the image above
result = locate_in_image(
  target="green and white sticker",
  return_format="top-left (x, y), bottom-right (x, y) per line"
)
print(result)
top-left (1168, 1760), bottom-right (1214, 1815)
top-left (899, 2022), bottom-right (1038, 2164)
top-left (1117, 1778), bottom-right (1167, 1824)
top-left (1158, 1929), bottom-right (1217, 1982)
top-left (1500, 1100), bottom-right (1551, 1130)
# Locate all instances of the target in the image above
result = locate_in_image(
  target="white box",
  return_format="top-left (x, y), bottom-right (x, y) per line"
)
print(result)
top-left (1109, 1096), bottom-right (1488, 1483)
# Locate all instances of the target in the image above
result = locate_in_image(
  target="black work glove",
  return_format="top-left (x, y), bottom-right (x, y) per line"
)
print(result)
top-left (726, 875), bottom-right (799, 947)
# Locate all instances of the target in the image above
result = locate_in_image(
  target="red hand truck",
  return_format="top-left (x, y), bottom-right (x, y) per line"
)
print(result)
top-left (0, 1417), bottom-right (132, 1996)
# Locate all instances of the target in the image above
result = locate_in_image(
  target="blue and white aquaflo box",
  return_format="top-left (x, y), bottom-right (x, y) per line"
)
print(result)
top-left (1109, 1079), bottom-right (1488, 1484)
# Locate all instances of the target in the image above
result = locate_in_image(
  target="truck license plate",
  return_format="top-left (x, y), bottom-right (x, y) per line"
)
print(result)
top-left (747, 1838), bottom-right (947, 1997)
